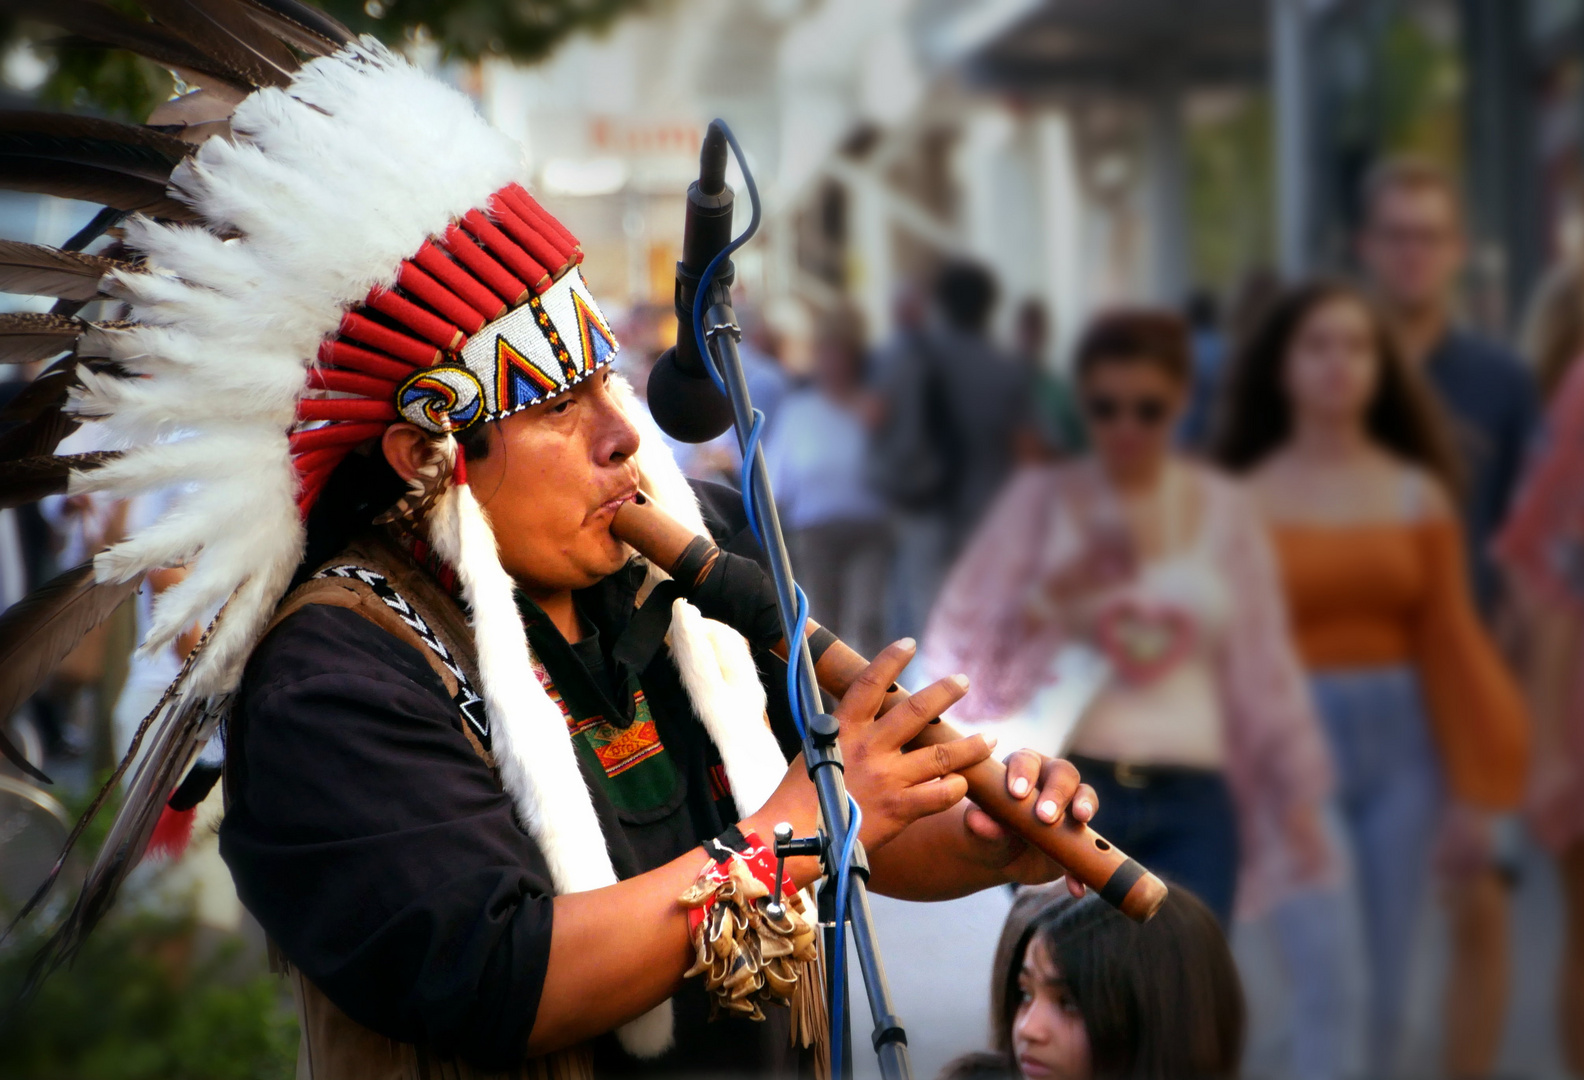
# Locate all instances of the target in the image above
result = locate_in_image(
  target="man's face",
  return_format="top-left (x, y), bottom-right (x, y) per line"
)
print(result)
top-left (1359, 185), bottom-right (1466, 314)
top-left (466, 369), bottom-right (641, 595)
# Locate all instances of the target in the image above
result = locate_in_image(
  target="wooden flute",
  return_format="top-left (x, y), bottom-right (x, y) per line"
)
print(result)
top-left (611, 494), bottom-right (1168, 922)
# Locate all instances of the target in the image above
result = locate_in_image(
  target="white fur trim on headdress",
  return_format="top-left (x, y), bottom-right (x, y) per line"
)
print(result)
top-left (427, 452), bottom-right (674, 1057)
top-left (667, 599), bottom-right (786, 818)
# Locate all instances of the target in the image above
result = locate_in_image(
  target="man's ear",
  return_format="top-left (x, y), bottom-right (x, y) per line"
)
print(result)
top-left (382, 423), bottom-right (435, 484)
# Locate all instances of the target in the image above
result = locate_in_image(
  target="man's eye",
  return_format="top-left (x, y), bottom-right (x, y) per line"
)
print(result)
top-left (550, 399), bottom-right (574, 415)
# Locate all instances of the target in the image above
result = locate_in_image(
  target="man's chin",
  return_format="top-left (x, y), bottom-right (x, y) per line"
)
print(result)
top-left (586, 535), bottom-right (635, 580)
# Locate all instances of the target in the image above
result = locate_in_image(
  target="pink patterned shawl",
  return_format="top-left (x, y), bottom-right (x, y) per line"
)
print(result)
top-left (1494, 359), bottom-right (1584, 852)
top-left (921, 461), bottom-right (1337, 918)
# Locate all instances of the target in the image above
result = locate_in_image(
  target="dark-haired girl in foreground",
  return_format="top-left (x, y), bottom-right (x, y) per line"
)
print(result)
top-left (939, 884), bottom-right (1244, 1080)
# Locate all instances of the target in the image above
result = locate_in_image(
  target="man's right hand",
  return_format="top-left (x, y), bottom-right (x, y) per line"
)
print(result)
top-left (744, 638), bottom-right (995, 867)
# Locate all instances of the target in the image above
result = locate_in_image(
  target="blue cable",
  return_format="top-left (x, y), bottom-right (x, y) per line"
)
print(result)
top-left (784, 583), bottom-right (810, 739)
top-left (691, 124), bottom-right (761, 400)
top-left (689, 119), bottom-right (861, 1078)
top-left (831, 794), bottom-right (862, 1077)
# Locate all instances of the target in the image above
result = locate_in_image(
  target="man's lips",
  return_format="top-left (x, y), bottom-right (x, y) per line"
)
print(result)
top-left (591, 486), bottom-right (639, 522)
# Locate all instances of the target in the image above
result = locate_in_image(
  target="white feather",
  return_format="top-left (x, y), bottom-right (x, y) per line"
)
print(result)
top-left (66, 38), bottom-right (526, 716)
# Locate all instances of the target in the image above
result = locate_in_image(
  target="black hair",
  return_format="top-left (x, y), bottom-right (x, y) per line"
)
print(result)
top-left (1210, 279), bottom-right (1463, 499)
top-left (1074, 309), bottom-right (1193, 385)
top-left (991, 887), bottom-right (1245, 1079)
top-left (292, 420), bottom-right (496, 589)
top-left (936, 259), bottom-right (999, 332)
top-left (935, 1050), bottom-right (1014, 1079)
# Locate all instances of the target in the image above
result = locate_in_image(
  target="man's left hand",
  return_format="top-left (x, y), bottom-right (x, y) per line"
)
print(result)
top-left (962, 749), bottom-right (1098, 893)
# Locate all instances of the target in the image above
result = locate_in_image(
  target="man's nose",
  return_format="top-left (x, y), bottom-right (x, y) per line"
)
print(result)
top-left (595, 393), bottom-right (641, 464)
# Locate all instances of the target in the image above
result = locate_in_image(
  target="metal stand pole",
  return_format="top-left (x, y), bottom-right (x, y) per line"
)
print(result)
top-left (704, 302), bottom-right (911, 1080)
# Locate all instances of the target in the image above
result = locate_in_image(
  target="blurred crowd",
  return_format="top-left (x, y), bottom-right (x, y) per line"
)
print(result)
top-left (618, 156), bottom-right (1584, 1078)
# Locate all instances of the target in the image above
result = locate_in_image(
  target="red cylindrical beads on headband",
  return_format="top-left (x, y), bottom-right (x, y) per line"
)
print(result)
top-left (442, 224), bottom-right (530, 307)
top-left (318, 340), bottom-right (418, 383)
top-left (366, 287), bottom-right (466, 352)
top-left (396, 262), bottom-right (487, 335)
top-left (305, 367), bottom-right (398, 399)
top-left (296, 396), bottom-right (400, 423)
top-left (290, 421), bottom-right (389, 454)
top-left (460, 210), bottom-right (550, 294)
top-left (338, 313), bottom-right (444, 368)
top-left (413, 241), bottom-right (508, 322)
top-left (488, 199), bottom-right (568, 281)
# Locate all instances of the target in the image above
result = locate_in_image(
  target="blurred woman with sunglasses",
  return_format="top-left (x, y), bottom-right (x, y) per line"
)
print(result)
top-left (1214, 280), bottom-right (1530, 1074)
top-left (923, 309), bottom-right (1335, 930)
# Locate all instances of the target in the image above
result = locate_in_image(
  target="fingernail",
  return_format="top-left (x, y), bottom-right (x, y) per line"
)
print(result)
top-left (1076, 799), bottom-right (1094, 818)
top-left (1011, 777), bottom-right (1030, 798)
top-left (1038, 800), bottom-right (1059, 822)
top-left (897, 637), bottom-right (917, 651)
top-left (951, 673), bottom-right (970, 690)
top-left (984, 735), bottom-right (999, 750)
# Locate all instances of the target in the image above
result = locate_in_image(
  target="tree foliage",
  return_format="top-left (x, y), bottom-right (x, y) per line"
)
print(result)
top-left (10, 0), bottom-right (650, 120)
top-left (321, 0), bottom-right (648, 63)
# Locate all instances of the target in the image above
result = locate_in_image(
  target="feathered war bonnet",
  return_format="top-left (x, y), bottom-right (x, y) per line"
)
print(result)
top-left (0, 1), bottom-right (788, 1054)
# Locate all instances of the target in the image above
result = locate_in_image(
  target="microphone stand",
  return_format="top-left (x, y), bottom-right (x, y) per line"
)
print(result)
top-left (702, 297), bottom-right (911, 1080)
top-left (682, 123), bottom-right (911, 1077)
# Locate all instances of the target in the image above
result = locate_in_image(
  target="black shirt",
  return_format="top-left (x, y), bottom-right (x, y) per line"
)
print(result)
top-left (219, 482), bottom-right (806, 1075)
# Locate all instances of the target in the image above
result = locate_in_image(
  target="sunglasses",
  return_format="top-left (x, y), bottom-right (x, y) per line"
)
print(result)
top-left (1083, 395), bottom-right (1172, 427)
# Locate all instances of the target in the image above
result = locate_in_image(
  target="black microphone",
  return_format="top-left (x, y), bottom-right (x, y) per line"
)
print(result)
top-left (646, 121), bottom-right (737, 443)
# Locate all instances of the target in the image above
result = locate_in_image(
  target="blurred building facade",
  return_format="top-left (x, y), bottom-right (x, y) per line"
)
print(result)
top-left (454, 0), bottom-right (1584, 366)
top-left (5, 1), bottom-right (1575, 356)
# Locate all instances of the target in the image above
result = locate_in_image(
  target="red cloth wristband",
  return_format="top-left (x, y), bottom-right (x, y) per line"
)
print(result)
top-left (688, 829), bottom-right (794, 934)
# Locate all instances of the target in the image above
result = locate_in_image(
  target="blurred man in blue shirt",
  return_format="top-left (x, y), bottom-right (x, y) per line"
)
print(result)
top-left (1360, 157), bottom-right (1539, 616)
top-left (1358, 154), bottom-right (1539, 1079)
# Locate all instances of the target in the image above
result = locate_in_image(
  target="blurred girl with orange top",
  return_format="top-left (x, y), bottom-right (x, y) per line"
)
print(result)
top-left (1215, 281), bottom-right (1530, 1076)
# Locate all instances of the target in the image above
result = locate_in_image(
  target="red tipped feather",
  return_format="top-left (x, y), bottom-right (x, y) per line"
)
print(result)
top-left (489, 199), bottom-right (576, 279)
top-left (501, 184), bottom-right (580, 253)
top-left (291, 444), bottom-right (354, 476)
top-left (144, 802), bottom-right (196, 861)
top-left (296, 466), bottom-right (333, 518)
